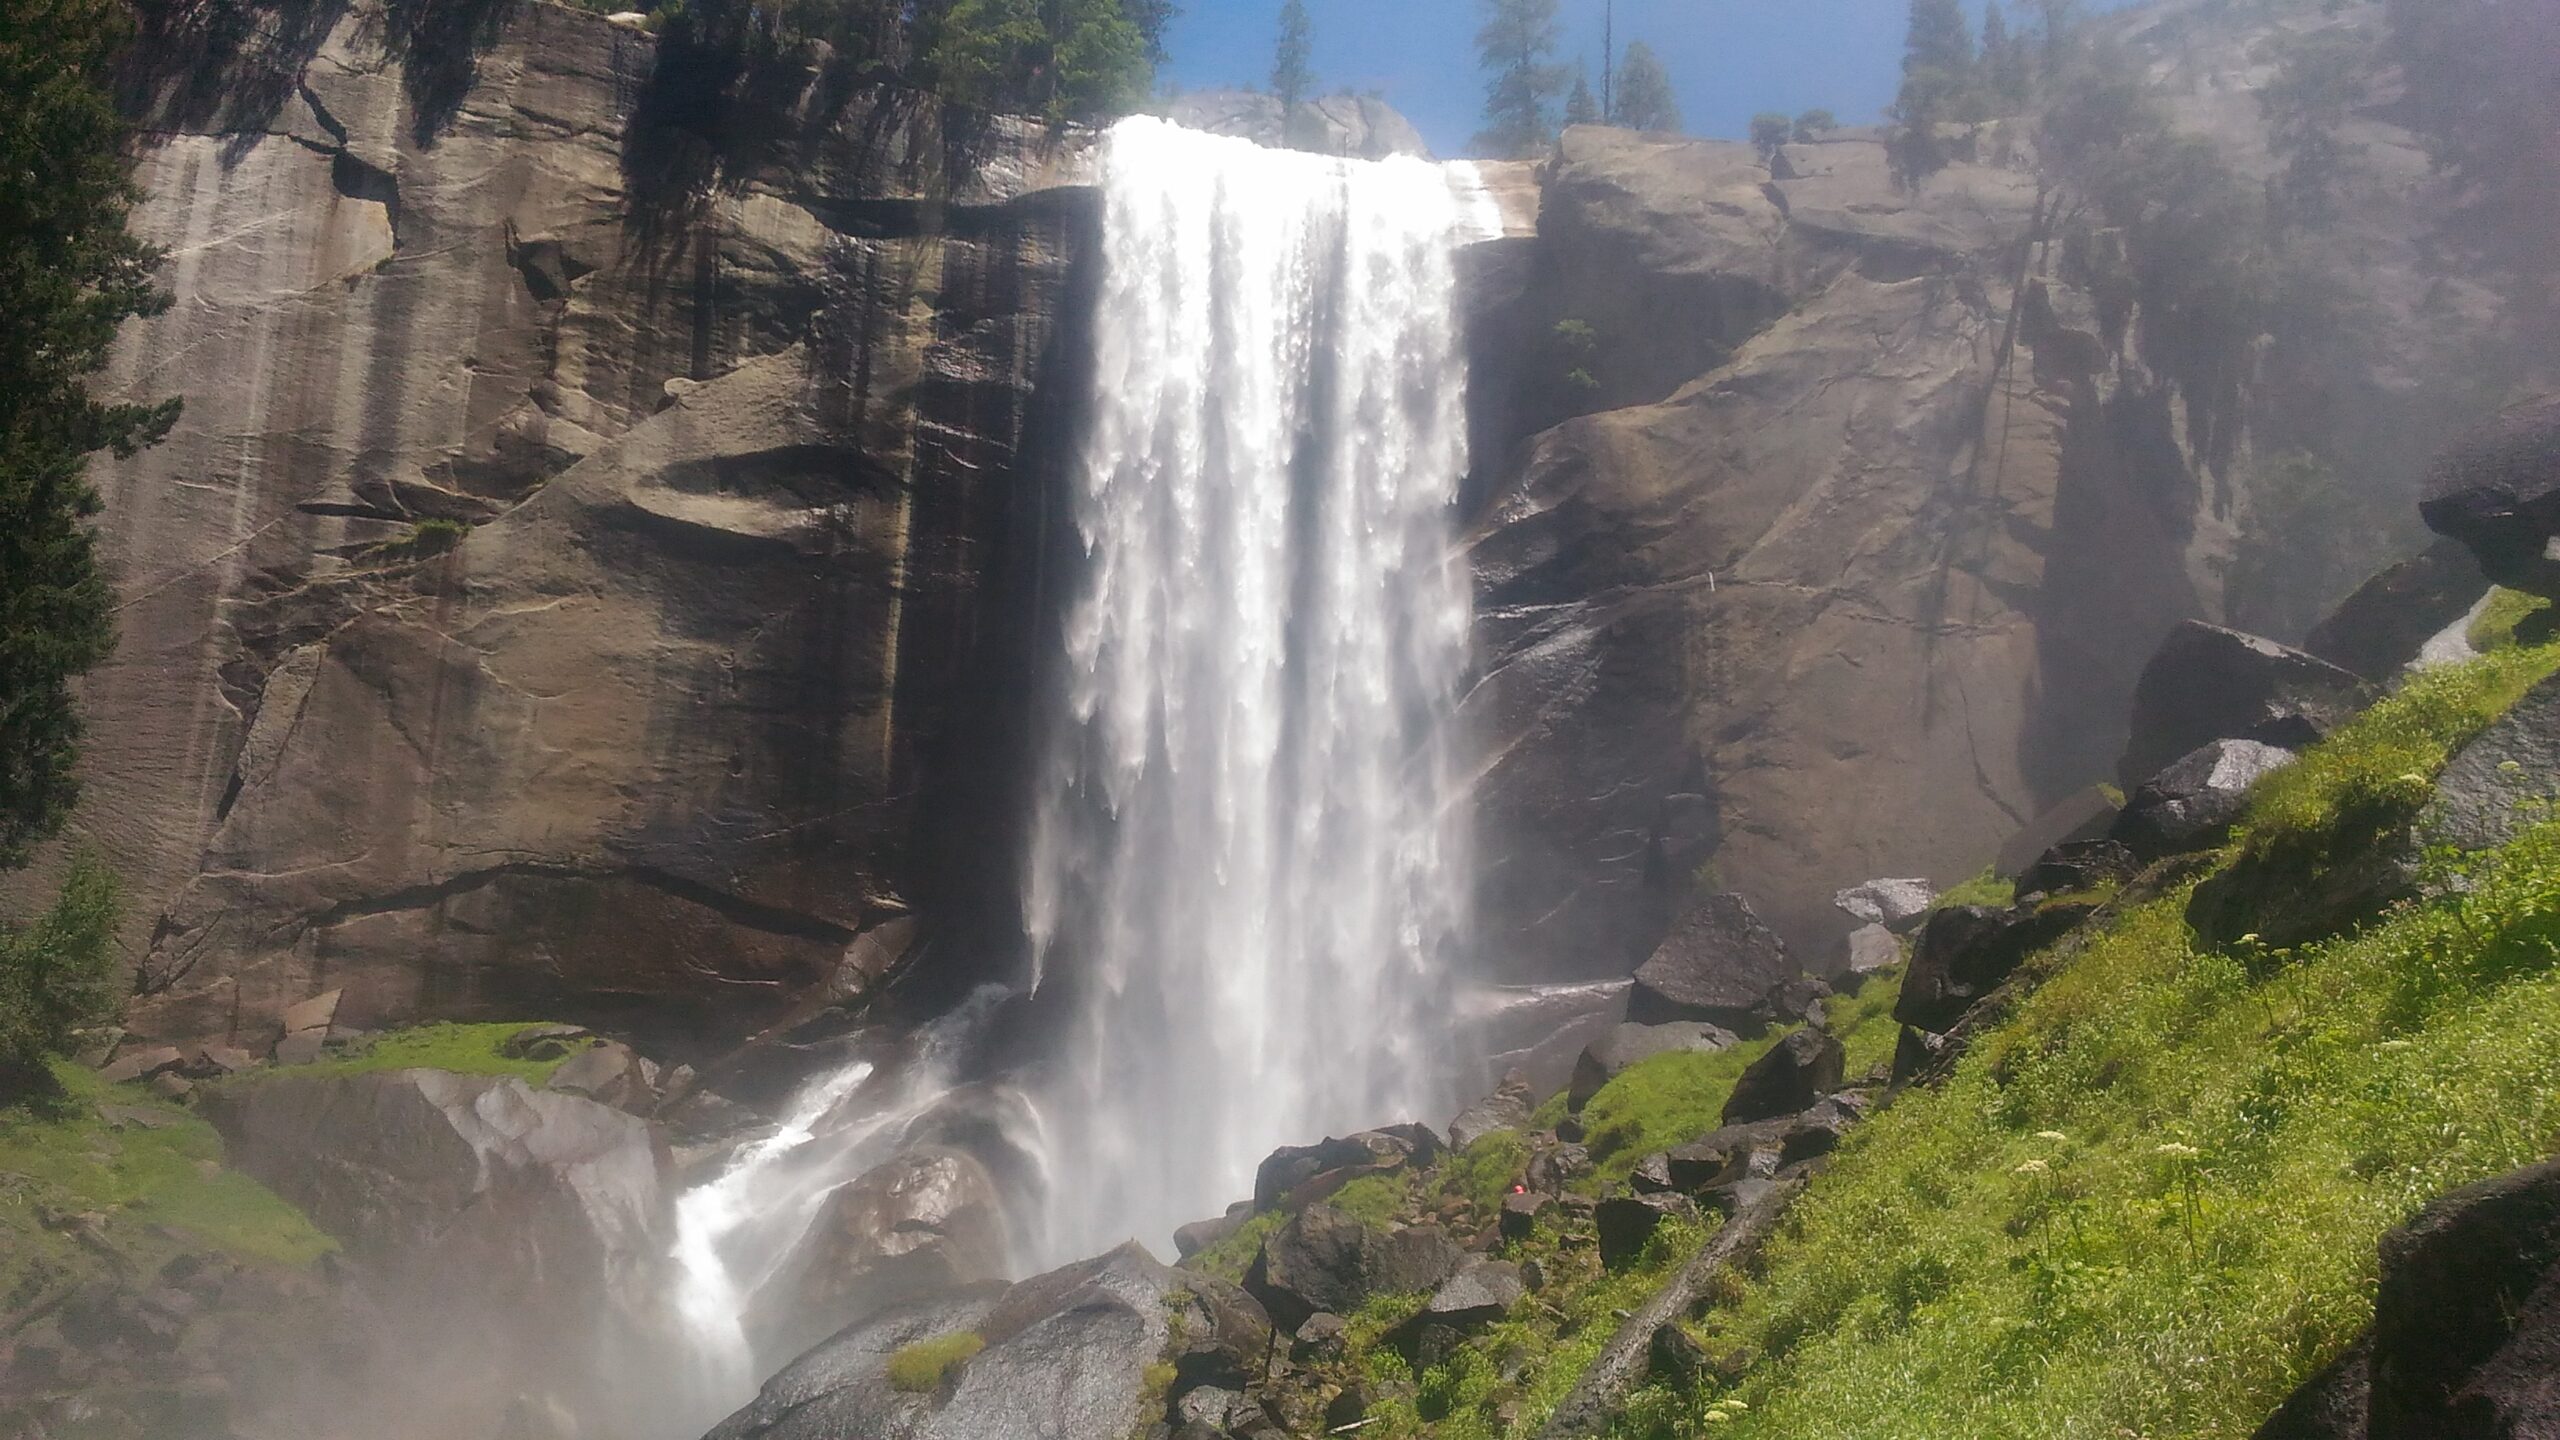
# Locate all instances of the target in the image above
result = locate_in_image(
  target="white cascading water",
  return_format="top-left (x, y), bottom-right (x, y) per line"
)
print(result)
top-left (665, 988), bottom-right (1017, 1431)
top-left (1026, 117), bottom-right (1492, 1263)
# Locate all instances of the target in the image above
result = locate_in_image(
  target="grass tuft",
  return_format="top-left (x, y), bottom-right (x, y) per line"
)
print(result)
top-left (886, 1330), bottom-right (985, 1393)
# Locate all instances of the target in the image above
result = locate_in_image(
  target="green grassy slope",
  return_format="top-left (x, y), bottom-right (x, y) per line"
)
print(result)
top-left (1601, 644), bottom-right (2560, 1439)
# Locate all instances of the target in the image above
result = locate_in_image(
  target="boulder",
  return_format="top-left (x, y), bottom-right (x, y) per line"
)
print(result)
top-left (1165, 1271), bottom-right (1274, 1394)
top-left (1242, 1205), bottom-right (1467, 1331)
top-left (2014, 839), bottom-right (2139, 900)
top-left (1995, 786), bottom-right (2125, 879)
top-left (1174, 1204), bottom-right (1253, 1262)
top-left (1719, 1030), bottom-right (1845, 1126)
top-left (2421, 671), bottom-right (2560, 853)
top-left (1252, 1128), bottom-right (1437, 1212)
top-left (544, 1039), bottom-right (658, 1113)
top-left (2304, 538), bottom-right (2492, 682)
top-left (1426, 1260), bottom-right (1525, 1326)
top-left (1627, 894), bottom-right (1798, 1030)
top-left (2370, 1158), bottom-right (2560, 1435)
top-left (2118, 623), bottom-right (2370, 792)
top-left (1288, 94), bottom-right (1432, 160)
top-left (771, 1148), bottom-right (1013, 1361)
top-left (1779, 1097), bottom-right (1863, 1166)
top-left (499, 1024), bottom-right (591, 1061)
top-left (1157, 90), bottom-right (1286, 146)
top-left (278, 989), bottom-right (341, 1039)
top-left (1895, 903), bottom-right (2094, 1034)
top-left (1832, 879), bottom-right (1937, 933)
top-left (705, 1243), bottom-right (1181, 1440)
top-left (2419, 394), bottom-right (2560, 598)
top-left (2113, 740), bottom-right (2297, 861)
top-left (1449, 1071), bottom-right (1538, 1151)
top-left (1499, 1190), bottom-right (1555, 1243)
top-left (97, 1046), bottom-right (186, 1086)
top-left (1455, 980), bottom-right (1631, 1100)
top-left (2185, 822), bottom-right (2419, 952)
top-left (1568, 1022), bottom-right (1740, 1110)
top-left (1524, 1142), bottom-right (1595, 1194)
top-left (1648, 1323), bottom-right (1710, 1388)
top-left (1891, 1025), bottom-right (1951, 1087)
top-left (1595, 1192), bottom-right (1697, 1268)
top-left (2253, 1158), bottom-right (2560, 1438)
top-left (200, 1068), bottom-right (669, 1430)
top-left (1843, 925), bottom-right (1903, 979)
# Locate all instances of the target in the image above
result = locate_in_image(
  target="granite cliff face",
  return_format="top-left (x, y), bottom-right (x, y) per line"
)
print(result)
top-left (67, 0), bottom-right (1095, 1050)
top-left (1456, 0), bottom-right (2534, 977)
top-left (50, 0), bottom-right (2533, 1051)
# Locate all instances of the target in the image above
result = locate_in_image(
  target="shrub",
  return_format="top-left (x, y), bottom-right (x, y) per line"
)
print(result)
top-left (886, 1330), bottom-right (985, 1392)
top-left (0, 856), bottom-right (121, 1101)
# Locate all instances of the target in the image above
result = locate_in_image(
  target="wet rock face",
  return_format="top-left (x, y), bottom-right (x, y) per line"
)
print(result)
top-left (767, 1147), bottom-right (1013, 1364)
top-left (708, 1244), bottom-right (1186, 1440)
top-left (1462, 124), bottom-right (2061, 981)
top-left (62, 0), bottom-right (1096, 1051)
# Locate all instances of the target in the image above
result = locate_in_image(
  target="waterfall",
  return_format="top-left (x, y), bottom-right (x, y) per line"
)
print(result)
top-left (1025, 117), bottom-right (1487, 1263)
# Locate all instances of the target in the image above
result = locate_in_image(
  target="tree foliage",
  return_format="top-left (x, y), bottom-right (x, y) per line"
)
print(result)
top-left (1749, 112), bottom-right (1790, 163)
top-left (1564, 67), bottom-right (1598, 128)
top-left (923, 0), bottom-right (1150, 122)
top-left (1474, 0), bottom-right (1565, 158)
top-left (1792, 108), bottom-right (1836, 143)
top-left (1270, 0), bottom-right (1312, 111)
top-left (0, 0), bottom-right (177, 872)
top-left (1982, 0), bottom-right (2030, 109)
top-left (1613, 39), bottom-right (1678, 134)
top-left (1890, 0), bottom-right (1975, 187)
top-left (0, 856), bottom-right (119, 1101)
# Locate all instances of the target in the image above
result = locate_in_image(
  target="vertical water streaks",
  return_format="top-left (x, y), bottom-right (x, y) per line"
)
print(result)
top-left (1026, 118), bottom-right (1483, 1263)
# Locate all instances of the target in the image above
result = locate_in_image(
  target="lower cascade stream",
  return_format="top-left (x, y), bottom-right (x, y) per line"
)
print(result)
top-left (661, 116), bottom-right (1498, 1425)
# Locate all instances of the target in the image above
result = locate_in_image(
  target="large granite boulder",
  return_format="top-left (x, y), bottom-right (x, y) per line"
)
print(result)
top-left (1895, 903), bottom-right (2094, 1034)
top-left (2304, 538), bottom-right (2491, 682)
top-left (1242, 1205), bottom-right (1468, 1331)
top-left (2113, 739), bottom-right (2297, 861)
top-left (767, 1148), bottom-right (1013, 1363)
top-left (2420, 395), bottom-right (2560, 598)
top-left (1627, 893), bottom-right (1799, 1030)
top-left (2420, 671), bottom-right (2560, 853)
top-left (2118, 623), bottom-right (2370, 792)
top-left (1568, 1021), bottom-right (1740, 1110)
top-left (1719, 1029), bottom-right (1845, 1126)
top-left (200, 1068), bottom-right (673, 1436)
top-left (705, 1244), bottom-right (1187, 1440)
top-left (2251, 1159), bottom-right (2560, 1438)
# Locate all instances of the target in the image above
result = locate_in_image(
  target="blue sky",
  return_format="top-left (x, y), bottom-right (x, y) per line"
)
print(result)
top-left (1159, 0), bottom-right (2139, 156)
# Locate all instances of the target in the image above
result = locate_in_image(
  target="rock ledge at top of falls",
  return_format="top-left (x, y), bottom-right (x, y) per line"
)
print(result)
top-left (1157, 89), bottom-right (1433, 161)
top-left (60, 0), bottom-right (1100, 1052)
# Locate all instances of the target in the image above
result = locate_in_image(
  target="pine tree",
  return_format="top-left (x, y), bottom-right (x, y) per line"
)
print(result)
top-left (0, 0), bottom-right (177, 870)
top-left (1750, 112), bottom-right (1791, 162)
top-left (1891, 0), bottom-right (1975, 187)
top-left (1474, 0), bottom-right (1567, 158)
top-left (1270, 0), bottom-right (1313, 111)
top-left (1564, 66), bottom-right (1599, 128)
top-left (1984, 1), bottom-right (2030, 109)
top-left (1613, 40), bottom-right (1679, 133)
top-left (928, 0), bottom-right (1151, 121)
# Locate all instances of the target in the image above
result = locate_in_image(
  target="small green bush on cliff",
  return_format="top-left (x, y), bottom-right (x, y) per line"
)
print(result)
top-left (0, 855), bottom-right (120, 1101)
